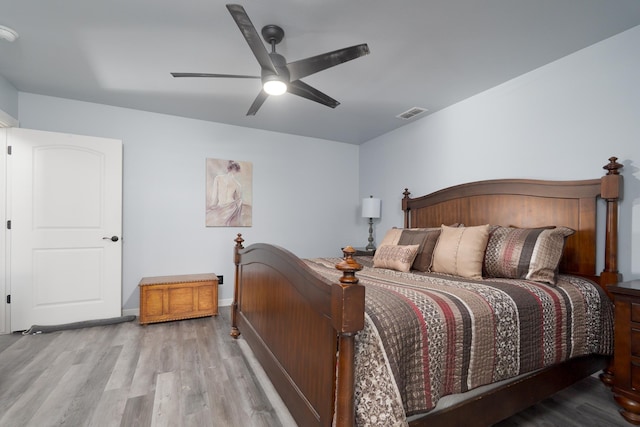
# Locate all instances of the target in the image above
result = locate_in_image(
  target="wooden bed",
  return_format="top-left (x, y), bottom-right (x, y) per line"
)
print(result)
top-left (230, 157), bottom-right (623, 426)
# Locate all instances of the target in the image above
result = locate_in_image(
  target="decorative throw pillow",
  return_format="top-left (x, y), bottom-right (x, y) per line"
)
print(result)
top-left (378, 224), bottom-right (462, 269)
top-left (379, 228), bottom-right (404, 247)
top-left (430, 225), bottom-right (491, 279)
top-left (373, 244), bottom-right (420, 272)
top-left (397, 229), bottom-right (441, 271)
top-left (483, 226), bottom-right (575, 285)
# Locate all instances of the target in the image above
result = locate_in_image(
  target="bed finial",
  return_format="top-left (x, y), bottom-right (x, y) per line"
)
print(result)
top-left (234, 233), bottom-right (244, 250)
top-left (233, 233), bottom-right (245, 267)
top-left (603, 157), bottom-right (623, 175)
top-left (336, 246), bottom-right (363, 284)
top-left (403, 188), bottom-right (411, 228)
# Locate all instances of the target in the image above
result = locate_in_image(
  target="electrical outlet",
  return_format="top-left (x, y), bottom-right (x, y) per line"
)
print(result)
top-left (217, 275), bottom-right (223, 285)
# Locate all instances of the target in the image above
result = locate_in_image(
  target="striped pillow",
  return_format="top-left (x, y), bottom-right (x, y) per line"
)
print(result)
top-left (483, 226), bottom-right (575, 285)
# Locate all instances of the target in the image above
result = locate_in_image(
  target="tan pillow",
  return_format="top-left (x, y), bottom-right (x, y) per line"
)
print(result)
top-left (373, 244), bottom-right (420, 272)
top-left (379, 228), bottom-right (403, 247)
top-left (430, 225), bottom-right (490, 279)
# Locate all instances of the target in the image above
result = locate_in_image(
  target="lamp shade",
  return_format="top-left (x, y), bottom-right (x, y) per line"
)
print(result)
top-left (362, 196), bottom-right (381, 218)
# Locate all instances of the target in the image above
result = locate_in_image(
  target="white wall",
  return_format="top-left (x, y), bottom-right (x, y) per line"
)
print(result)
top-left (17, 93), bottom-right (362, 310)
top-left (360, 25), bottom-right (640, 281)
top-left (0, 74), bottom-right (18, 120)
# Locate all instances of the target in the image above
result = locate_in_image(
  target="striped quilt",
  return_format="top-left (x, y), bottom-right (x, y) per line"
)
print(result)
top-left (304, 257), bottom-right (613, 426)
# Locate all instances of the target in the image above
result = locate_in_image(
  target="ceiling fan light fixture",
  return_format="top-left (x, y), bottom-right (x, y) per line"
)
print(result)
top-left (263, 79), bottom-right (287, 96)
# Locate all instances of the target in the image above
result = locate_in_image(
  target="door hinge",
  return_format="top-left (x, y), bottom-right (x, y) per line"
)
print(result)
top-left (7, 145), bottom-right (11, 155)
top-left (6, 295), bottom-right (10, 304)
top-left (6, 220), bottom-right (10, 230)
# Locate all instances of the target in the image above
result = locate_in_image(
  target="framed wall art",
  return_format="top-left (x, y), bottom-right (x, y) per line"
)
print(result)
top-left (205, 158), bottom-right (253, 227)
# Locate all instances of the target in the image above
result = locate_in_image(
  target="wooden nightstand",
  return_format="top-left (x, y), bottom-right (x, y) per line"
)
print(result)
top-left (139, 273), bottom-right (218, 325)
top-left (610, 280), bottom-right (640, 424)
top-left (342, 247), bottom-right (376, 256)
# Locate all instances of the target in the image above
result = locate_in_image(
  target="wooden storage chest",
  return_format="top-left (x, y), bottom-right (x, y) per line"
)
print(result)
top-left (139, 273), bottom-right (218, 325)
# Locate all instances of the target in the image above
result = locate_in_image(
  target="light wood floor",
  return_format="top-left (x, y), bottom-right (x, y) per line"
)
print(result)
top-left (0, 308), bottom-right (630, 427)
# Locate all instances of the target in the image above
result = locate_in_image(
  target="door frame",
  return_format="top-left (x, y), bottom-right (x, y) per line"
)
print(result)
top-left (1, 110), bottom-right (19, 333)
top-left (1, 128), bottom-right (7, 334)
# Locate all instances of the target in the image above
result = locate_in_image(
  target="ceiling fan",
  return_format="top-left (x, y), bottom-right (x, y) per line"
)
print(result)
top-left (171, 4), bottom-right (370, 116)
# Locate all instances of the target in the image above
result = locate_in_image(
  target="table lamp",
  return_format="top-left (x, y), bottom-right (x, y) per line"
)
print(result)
top-left (362, 196), bottom-right (381, 251)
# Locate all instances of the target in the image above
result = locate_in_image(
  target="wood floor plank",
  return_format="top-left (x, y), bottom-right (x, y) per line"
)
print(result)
top-left (178, 337), bottom-right (210, 421)
top-left (151, 370), bottom-right (181, 427)
top-left (27, 363), bottom-right (94, 426)
top-left (0, 361), bottom-right (47, 414)
top-left (127, 325), bottom-right (163, 398)
top-left (119, 393), bottom-right (154, 427)
top-left (104, 323), bottom-right (142, 391)
top-left (0, 331), bottom-right (56, 375)
top-left (0, 332), bottom-right (21, 354)
top-left (0, 345), bottom-right (76, 425)
top-left (0, 308), bottom-right (631, 426)
top-left (58, 345), bottom-right (123, 426)
top-left (87, 388), bottom-right (130, 427)
top-left (195, 318), bottom-right (246, 424)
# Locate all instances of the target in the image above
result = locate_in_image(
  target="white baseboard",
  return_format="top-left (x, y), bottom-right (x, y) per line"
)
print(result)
top-left (219, 298), bottom-right (233, 307)
top-left (122, 298), bottom-right (234, 318)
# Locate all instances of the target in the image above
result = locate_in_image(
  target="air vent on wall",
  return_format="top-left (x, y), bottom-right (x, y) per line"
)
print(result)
top-left (396, 107), bottom-right (428, 120)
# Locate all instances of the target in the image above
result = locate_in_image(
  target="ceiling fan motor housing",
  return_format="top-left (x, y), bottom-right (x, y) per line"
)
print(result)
top-left (262, 52), bottom-right (290, 83)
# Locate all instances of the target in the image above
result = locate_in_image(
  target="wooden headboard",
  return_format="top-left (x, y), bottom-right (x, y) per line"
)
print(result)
top-left (401, 157), bottom-right (623, 288)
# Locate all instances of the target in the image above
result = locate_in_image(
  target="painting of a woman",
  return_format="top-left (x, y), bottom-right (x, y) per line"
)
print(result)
top-left (206, 159), bottom-right (252, 226)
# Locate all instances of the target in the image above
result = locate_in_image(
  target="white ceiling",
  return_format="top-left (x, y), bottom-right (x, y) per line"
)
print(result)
top-left (1, 0), bottom-right (640, 144)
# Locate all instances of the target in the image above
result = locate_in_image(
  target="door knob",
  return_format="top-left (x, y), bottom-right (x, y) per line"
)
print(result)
top-left (103, 236), bottom-right (119, 242)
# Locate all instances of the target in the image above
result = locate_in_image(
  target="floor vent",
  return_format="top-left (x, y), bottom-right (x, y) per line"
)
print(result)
top-left (396, 107), bottom-right (428, 120)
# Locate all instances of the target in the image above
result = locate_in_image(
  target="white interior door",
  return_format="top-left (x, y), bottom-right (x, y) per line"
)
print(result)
top-left (8, 128), bottom-right (122, 332)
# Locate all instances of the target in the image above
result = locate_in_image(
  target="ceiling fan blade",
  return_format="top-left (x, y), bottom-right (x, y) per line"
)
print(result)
top-left (287, 44), bottom-right (370, 81)
top-left (288, 80), bottom-right (339, 109)
top-left (246, 90), bottom-right (269, 116)
top-left (171, 72), bottom-right (260, 79)
top-left (226, 4), bottom-right (277, 75)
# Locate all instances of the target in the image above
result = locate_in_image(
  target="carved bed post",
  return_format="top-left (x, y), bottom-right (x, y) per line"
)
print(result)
top-left (230, 233), bottom-right (244, 338)
top-left (599, 157), bottom-right (623, 388)
top-left (600, 157), bottom-right (623, 289)
top-left (402, 188), bottom-right (411, 228)
top-left (333, 246), bottom-right (365, 427)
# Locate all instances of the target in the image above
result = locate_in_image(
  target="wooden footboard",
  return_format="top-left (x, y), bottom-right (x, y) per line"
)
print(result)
top-left (231, 236), bottom-right (364, 426)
